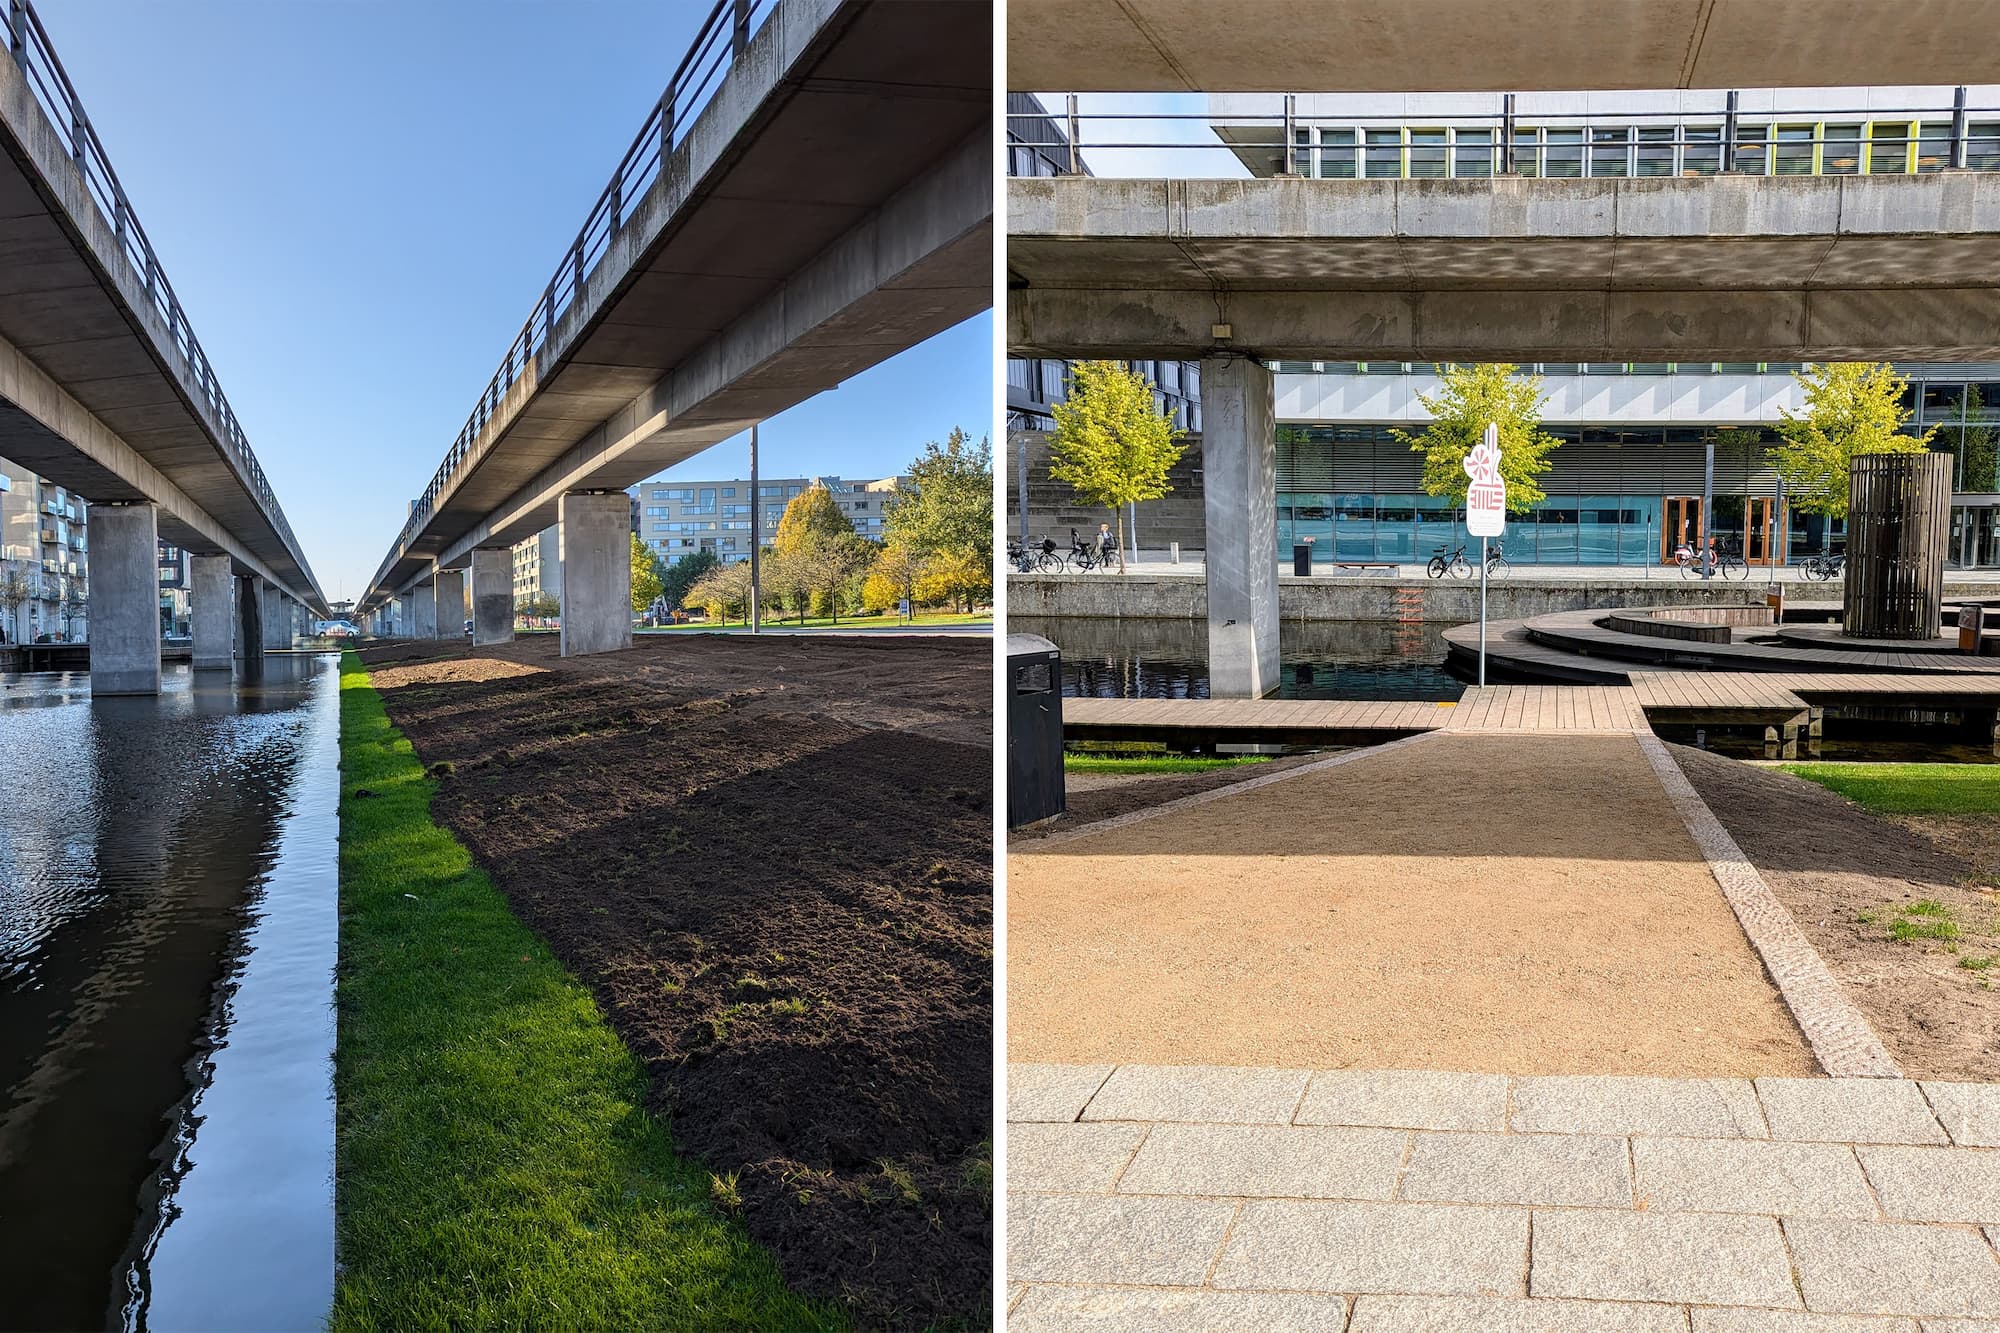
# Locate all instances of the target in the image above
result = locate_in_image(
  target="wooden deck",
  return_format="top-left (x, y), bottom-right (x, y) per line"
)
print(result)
top-left (1061, 672), bottom-right (2000, 748)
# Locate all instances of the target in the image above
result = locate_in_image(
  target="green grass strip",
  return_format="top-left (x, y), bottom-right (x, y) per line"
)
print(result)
top-left (332, 650), bottom-right (839, 1331)
top-left (1061, 753), bottom-right (1275, 775)
top-left (1779, 761), bottom-right (2000, 814)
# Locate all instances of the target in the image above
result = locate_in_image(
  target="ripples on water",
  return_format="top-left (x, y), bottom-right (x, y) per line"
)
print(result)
top-left (0, 657), bottom-right (338, 1332)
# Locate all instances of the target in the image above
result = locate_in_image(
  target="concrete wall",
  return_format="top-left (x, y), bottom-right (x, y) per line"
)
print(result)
top-left (1008, 572), bottom-right (2000, 624)
top-left (559, 492), bottom-right (632, 657)
top-left (86, 502), bottom-right (159, 695)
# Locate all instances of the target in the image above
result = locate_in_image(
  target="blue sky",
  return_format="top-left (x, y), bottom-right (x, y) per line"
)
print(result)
top-left (43, 2), bottom-right (990, 604)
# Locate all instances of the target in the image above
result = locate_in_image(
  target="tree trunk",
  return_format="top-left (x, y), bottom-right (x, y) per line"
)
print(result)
top-left (1114, 509), bottom-right (1127, 575)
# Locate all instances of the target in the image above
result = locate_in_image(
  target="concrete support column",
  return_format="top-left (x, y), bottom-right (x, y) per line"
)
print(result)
top-left (190, 555), bottom-right (234, 670)
top-left (87, 502), bottom-right (162, 696)
top-left (435, 566), bottom-right (466, 640)
top-left (260, 581), bottom-right (291, 651)
top-left (559, 491), bottom-right (632, 657)
top-left (471, 547), bottom-right (515, 646)
top-left (236, 574), bottom-right (262, 660)
top-left (1201, 356), bottom-right (1280, 698)
top-left (411, 582), bottom-right (437, 638)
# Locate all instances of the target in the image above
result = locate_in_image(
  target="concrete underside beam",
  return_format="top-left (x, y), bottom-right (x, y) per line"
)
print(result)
top-left (559, 492), bottom-right (632, 658)
top-left (1006, 0), bottom-right (2000, 92)
top-left (190, 554), bottom-right (233, 670)
top-left (435, 568), bottom-right (466, 640)
top-left (1009, 285), bottom-right (2000, 362)
top-left (1006, 175), bottom-right (2000, 362)
top-left (1201, 358), bottom-right (1279, 699)
top-left (407, 128), bottom-right (991, 580)
top-left (0, 325), bottom-right (316, 609)
top-left (471, 548), bottom-right (514, 646)
top-left (88, 503), bottom-right (161, 696)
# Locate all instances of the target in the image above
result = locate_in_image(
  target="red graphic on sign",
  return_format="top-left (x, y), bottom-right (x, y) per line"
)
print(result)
top-left (1464, 430), bottom-right (1506, 537)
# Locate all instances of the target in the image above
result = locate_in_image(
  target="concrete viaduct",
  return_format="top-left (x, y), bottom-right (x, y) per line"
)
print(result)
top-left (0, 5), bottom-right (326, 694)
top-left (354, 0), bottom-right (990, 653)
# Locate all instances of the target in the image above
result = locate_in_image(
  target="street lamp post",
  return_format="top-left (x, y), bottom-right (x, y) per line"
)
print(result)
top-left (749, 422), bottom-right (761, 634)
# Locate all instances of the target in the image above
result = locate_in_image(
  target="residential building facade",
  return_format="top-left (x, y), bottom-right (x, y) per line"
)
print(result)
top-left (630, 474), bottom-right (908, 565)
top-left (0, 455), bottom-right (88, 642)
top-left (510, 527), bottom-right (562, 607)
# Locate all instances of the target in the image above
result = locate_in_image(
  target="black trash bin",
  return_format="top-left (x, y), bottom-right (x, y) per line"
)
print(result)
top-left (1007, 633), bottom-right (1065, 829)
top-left (1292, 543), bottom-right (1313, 576)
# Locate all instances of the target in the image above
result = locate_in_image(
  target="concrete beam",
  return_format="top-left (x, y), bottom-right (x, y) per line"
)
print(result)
top-left (190, 554), bottom-right (233, 670)
top-left (1201, 358), bottom-right (1279, 699)
top-left (1006, 0), bottom-right (2000, 92)
top-left (435, 567), bottom-right (466, 641)
top-left (417, 129), bottom-right (990, 574)
top-left (559, 492), bottom-right (632, 658)
top-left (88, 503), bottom-right (161, 696)
top-left (0, 323), bottom-right (316, 607)
top-left (470, 548), bottom-right (514, 646)
top-left (1006, 175), bottom-right (2000, 361)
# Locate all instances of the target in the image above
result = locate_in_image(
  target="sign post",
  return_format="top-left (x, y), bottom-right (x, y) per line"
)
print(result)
top-left (1464, 422), bottom-right (1507, 686)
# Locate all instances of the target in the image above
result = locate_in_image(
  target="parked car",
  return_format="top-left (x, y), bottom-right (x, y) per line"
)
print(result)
top-left (318, 620), bottom-right (359, 638)
top-left (463, 619), bottom-right (473, 636)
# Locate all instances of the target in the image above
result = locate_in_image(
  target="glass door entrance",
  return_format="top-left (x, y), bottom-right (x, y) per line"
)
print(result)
top-left (1744, 497), bottom-right (1783, 565)
top-left (1953, 505), bottom-right (1998, 568)
top-left (1662, 497), bottom-right (1703, 562)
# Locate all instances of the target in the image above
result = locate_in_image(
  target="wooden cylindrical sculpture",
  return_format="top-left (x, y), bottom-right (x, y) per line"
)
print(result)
top-left (1844, 451), bottom-right (1952, 640)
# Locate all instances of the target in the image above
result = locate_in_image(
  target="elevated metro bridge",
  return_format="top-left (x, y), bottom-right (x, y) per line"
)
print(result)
top-left (355, 0), bottom-right (991, 657)
top-left (0, 0), bottom-right (326, 692)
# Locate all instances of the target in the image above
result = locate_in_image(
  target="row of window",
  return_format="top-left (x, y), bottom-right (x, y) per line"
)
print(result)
top-left (1290, 120), bottom-right (2000, 180)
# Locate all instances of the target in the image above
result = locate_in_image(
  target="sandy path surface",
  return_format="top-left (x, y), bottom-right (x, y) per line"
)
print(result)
top-left (1008, 731), bottom-right (1815, 1075)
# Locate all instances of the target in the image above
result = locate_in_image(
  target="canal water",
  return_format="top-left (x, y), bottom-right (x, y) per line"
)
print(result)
top-left (0, 656), bottom-right (338, 1332)
top-left (1013, 614), bottom-right (1467, 701)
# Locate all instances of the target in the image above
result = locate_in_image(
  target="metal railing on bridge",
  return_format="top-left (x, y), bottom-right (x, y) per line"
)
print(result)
top-left (1, 0), bottom-right (305, 566)
top-left (386, 0), bottom-right (777, 568)
top-left (1009, 89), bottom-right (2000, 181)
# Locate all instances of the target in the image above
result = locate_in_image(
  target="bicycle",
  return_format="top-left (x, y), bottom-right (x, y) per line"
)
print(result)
top-left (1674, 541), bottom-right (1747, 580)
top-left (1426, 544), bottom-right (1474, 579)
top-left (1068, 538), bottom-right (1103, 572)
top-left (1802, 550), bottom-right (1847, 582)
top-left (1483, 540), bottom-right (1511, 581)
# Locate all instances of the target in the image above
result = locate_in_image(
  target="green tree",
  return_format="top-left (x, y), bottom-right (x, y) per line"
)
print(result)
top-left (1047, 360), bottom-right (1186, 573)
top-left (884, 427), bottom-right (993, 566)
top-left (629, 534), bottom-right (665, 614)
top-left (658, 548), bottom-right (719, 612)
top-left (1770, 362), bottom-right (1935, 518)
top-left (1390, 363), bottom-right (1561, 513)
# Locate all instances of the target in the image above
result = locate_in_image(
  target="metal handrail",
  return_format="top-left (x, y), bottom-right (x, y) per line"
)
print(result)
top-left (1, 0), bottom-right (310, 575)
top-left (1009, 89), bottom-right (2000, 176)
top-left (385, 0), bottom-right (775, 565)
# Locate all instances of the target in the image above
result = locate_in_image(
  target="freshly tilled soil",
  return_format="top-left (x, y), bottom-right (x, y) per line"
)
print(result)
top-left (356, 634), bottom-right (991, 1328)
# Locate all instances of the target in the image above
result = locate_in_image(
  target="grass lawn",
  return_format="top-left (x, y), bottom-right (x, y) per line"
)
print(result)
top-left (1778, 762), bottom-right (2000, 815)
top-left (1063, 752), bottom-right (1274, 775)
top-left (332, 651), bottom-right (838, 1331)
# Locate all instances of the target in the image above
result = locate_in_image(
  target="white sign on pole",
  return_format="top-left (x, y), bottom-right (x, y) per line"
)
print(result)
top-left (1464, 422), bottom-right (1506, 538)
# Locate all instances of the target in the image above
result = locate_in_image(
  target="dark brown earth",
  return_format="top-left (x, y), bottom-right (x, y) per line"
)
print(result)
top-left (356, 633), bottom-right (992, 1329)
top-left (1670, 745), bottom-right (2000, 1080)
